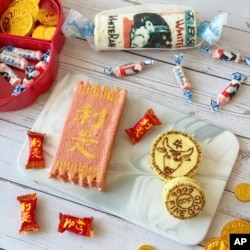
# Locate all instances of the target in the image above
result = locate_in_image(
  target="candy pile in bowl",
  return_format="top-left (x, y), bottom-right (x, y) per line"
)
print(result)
top-left (0, 0), bottom-right (65, 111)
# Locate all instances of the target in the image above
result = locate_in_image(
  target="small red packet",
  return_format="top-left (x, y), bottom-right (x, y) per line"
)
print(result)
top-left (26, 130), bottom-right (46, 169)
top-left (125, 108), bottom-right (162, 144)
top-left (17, 193), bottom-right (39, 235)
top-left (58, 213), bottom-right (94, 237)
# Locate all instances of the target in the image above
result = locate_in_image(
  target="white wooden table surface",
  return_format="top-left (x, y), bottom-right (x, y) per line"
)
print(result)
top-left (1, 0), bottom-right (250, 249)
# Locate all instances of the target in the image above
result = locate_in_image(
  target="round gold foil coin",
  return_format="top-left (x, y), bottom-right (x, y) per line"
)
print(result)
top-left (8, 0), bottom-right (39, 20)
top-left (204, 237), bottom-right (229, 250)
top-left (137, 245), bottom-right (155, 250)
top-left (32, 25), bottom-right (46, 39)
top-left (37, 9), bottom-right (59, 26)
top-left (234, 183), bottom-right (250, 201)
top-left (220, 219), bottom-right (250, 243)
top-left (43, 26), bottom-right (56, 40)
top-left (1, 7), bottom-right (34, 36)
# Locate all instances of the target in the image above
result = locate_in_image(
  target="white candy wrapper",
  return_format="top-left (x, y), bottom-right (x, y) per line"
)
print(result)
top-left (61, 4), bottom-right (227, 51)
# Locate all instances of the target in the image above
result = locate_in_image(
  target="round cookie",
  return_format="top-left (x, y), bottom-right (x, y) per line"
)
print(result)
top-left (150, 130), bottom-right (202, 181)
top-left (162, 176), bottom-right (206, 220)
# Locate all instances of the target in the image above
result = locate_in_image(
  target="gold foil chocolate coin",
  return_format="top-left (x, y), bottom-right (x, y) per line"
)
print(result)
top-left (32, 25), bottom-right (56, 40)
top-left (137, 245), bottom-right (155, 250)
top-left (204, 237), bottom-right (229, 250)
top-left (220, 219), bottom-right (250, 243)
top-left (43, 26), bottom-right (56, 40)
top-left (234, 183), bottom-right (250, 201)
top-left (1, 7), bottom-right (34, 36)
top-left (32, 25), bottom-right (46, 39)
top-left (37, 9), bottom-right (59, 26)
top-left (8, 0), bottom-right (39, 21)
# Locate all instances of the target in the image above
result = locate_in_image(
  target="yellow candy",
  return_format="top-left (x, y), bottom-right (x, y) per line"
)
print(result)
top-left (204, 237), bottom-right (228, 250)
top-left (1, 7), bottom-right (34, 36)
top-left (137, 245), bottom-right (155, 250)
top-left (37, 9), bottom-right (59, 26)
top-left (234, 183), bottom-right (250, 201)
top-left (220, 219), bottom-right (250, 243)
top-left (43, 26), bottom-right (56, 40)
top-left (32, 25), bottom-right (56, 40)
top-left (8, 0), bottom-right (39, 21)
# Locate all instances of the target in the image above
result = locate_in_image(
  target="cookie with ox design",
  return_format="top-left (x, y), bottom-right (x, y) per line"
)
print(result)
top-left (150, 130), bottom-right (202, 181)
top-left (162, 176), bottom-right (206, 220)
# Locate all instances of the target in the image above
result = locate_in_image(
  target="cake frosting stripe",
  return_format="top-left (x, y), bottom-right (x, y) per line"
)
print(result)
top-left (49, 81), bottom-right (127, 191)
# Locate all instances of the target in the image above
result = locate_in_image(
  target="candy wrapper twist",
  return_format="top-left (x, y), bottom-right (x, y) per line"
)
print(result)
top-left (210, 72), bottom-right (248, 112)
top-left (200, 44), bottom-right (250, 66)
top-left (61, 5), bottom-right (227, 51)
top-left (104, 59), bottom-right (153, 77)
top-left (173, 54), bottom-right (192, 101)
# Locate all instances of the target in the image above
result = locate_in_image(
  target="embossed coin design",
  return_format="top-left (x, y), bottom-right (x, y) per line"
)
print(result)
top-left (204, 237), bottom-right (229, 250)
top-left (150, 130), bottom-right (202, 181)
top-left (37, 9), bottom-right (59, 26)
top-left (220, 219), bottom-right (250, 243)
top-left (162, 177), bottom-right (206, 220)
top-left (234, 183), bottom-right (250, 201)
top-left (1, 7), bottom-right (34, 36)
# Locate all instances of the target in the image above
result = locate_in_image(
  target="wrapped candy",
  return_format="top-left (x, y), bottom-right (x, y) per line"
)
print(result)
top-left (61, 5), bottom-right (227, 51)
top-left (58, 213), bottom-right (94, 237)
top-left (173, 54), bottom-right (192, 100)
top-left (3, 45), bottom-right (44, 61)
top-left (23, 61), bottom-right (48, 87)
top-left (210, 72), bottom-right (248, 112)
top-left (0, 49), bottom-right (29, 70)
top-left (125, 108), bottom-right (162, 144)
top-left (12, 84), bottom-right (27, 96)
top-left (17, 193), bottom-right (39, 235)
top-left (104, 59), bottom-right (153, 77)
top-left (26, 130), bottom-right (46, 169)
top-left (0, 63), bottom-right (22, 87)
top-left (200, 44), bottom-right (250, 66)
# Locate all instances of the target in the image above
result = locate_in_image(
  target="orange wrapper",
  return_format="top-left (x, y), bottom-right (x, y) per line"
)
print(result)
top-left (125, 108), bottom-right (162, 144)
top-left (58, 213), bottom-right (94, 237)
top-left (17, 193), bottom-right (39, 235)
top-left (26, 130), bottom-right (46, 169)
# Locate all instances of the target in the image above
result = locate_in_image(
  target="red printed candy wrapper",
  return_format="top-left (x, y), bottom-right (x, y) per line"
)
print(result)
top-left (17, 193), bottom-right (39, 235)
top-left (26, 130), bottom-right (46, 169)
top-left (125, 108), bottom-right (162, 144)
top-left (58, 213), bottom-right (94, 237)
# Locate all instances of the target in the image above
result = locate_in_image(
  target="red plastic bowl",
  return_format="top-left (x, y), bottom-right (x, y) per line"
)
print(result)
top-left (0, 0), bottom-right (65, 111)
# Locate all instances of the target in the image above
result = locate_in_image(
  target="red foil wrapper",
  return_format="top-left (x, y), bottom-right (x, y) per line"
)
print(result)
top-left (17, 193), bottom-right (39, 235)
top-left (26, 130), bottom-right (46, 169)
top-left (125, 108), bottom-right (162, 144)
top-left (58, 213), bottom-right (94, 237)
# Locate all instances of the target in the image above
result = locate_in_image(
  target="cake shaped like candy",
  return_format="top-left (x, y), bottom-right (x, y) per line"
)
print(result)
top-left (162, 176), bottom-right (206, 220)
top-left (49, 81), bottom-right (127, 191)
top-left (150, 130), bottom-right (202, 181)
top-left (94, 6), bottom-right (197, 50)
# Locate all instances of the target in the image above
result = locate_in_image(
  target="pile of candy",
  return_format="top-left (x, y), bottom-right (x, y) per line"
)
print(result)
top-left (0, 0), bottom-right (58, 40)
top-left (0, 45), bottom-right (50, 95)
